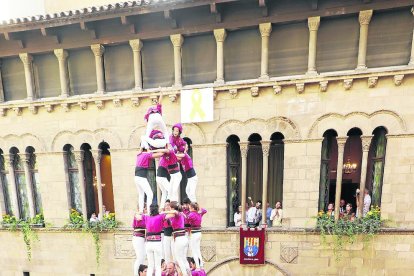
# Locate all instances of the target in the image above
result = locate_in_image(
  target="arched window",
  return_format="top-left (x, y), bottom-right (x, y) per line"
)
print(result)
top-left (318, 130), bottom-right (338, 211)
top-left (247, 134), bottom-right (263, 203)
top-left (366, 127), bottom-right (387, 207)
top-left (10, 147), bottom-right (29, 220)
top-left (0, 149), bottom-right (11, 216)
top-left (26, 147), bottom-right (42, 215)
top-left (81, 143), bottom-right (96, 219)
top-left (267, 132), bottom-right (284, 207)
top-left (98, 142), bottom-right (115, 214)
top-left (226, 135), bottom-right (241, 226)
top-left (180, 137), bottom-right (193, 201)
top-left (64, 144), bottom-right (82, 213)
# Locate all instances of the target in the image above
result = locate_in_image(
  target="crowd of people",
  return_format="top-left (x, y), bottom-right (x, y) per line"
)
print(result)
top-left (325, 189), bottom-right (372, 220)
top-left (132, 96), bottom-right (206, 276)
top-left (233, 198), bottom-right (283, 228)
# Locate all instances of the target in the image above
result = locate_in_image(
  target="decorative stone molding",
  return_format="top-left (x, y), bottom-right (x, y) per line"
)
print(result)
top-left (91, 44), bottom-right (105, 56)
top-left (201, 245), bottom-right (217, 262)
top-left (213, 28), bottom-right (227, 42)
top-left (319, 81), bottom-right (328, 92)
top-left (114, 234), bottom-right (135, 258)
top-left (131, 97), bottom-right (140, 107)
top-left (79, 102), bottom-right (88, 110)
top-left (296, 83), bottom-right (305, 94)
top-left (307, 16), bottom-right (320, 31)
top-left (73, 150), bottom-right (84, 162)
top-left (394, 74), bottom-right (404, 86)
top-left (0, 108), bottom-right (6, 117)
top-left (28, 105), bottom-right (37, 114)
top-left (343, 79), bottom-right (353, 90)
top-left (229, 88), bottom-right (238, 99)
top-left (13, 107), bottom-right (22, 116)
top-left (337, 137), bottom-right (347, 152)
top-left (273, 85), bottom-right (282, 95)
top-left (54, 49), bottom-right (68, 60)
top-left (359, 10), bottom-right (373, 25)
top-left (45, 104), bottom-right (53, 113)
top-left (361, 136), bottom-right (372, 152)
top-left (261, 141), bottom-right (271, 157)
top-left (239, 142), bottom-right (249, 158)
top-left (280, 243), bottom-right (298, 264)
top-left (259, 22), bottom-right (272, 37)
top-left (95, 100), bottom-right (104, 110)
top-left (19, 53), bottom-right (33, 65)
top-left (129, 39), bottom-right (143, 52)
top-left (168, 93), bottom-right (178, 102)
top-left (250, 86), bottom-right (259, 97)
top-left (170, 34), bottom-right (184, 47)
top-left (368, 76), bottom-right (378, 88)
top-left (113, 98), bottom-right (122, 107)
top-left (61, 103), bottom-right (70, 112)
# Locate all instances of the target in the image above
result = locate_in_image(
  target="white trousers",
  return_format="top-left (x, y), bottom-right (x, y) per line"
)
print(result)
top-left (146, 112), bottom-right (169, 139)
top-left (132, 236), bottom-right (146, 276)
top-left (173, 235), bottom-right (191, 276)
top-left (189, 232), bottom-right (203, 268)
top-left (162, 235), bottom-right (174, 263)
top-left (134, 176), bottom-right (153, 213)
top-left (185, 175), bottom-right (198, 202)
top-left (141, 135), bottom-right (168, 149)
top-left (146, 241), bottom-right (163, 276)
top-left (168, 172), bottom-right (182, 202)
top-left (156, 176), bottom-right (169, 209)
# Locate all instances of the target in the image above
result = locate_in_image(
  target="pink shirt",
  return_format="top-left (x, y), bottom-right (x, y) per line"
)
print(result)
top-left (180, 153), bottom-right (194, 172)
top-left (170, 135), bottom-right (187, 153)
top-left (187, 209), bottom-right (207, 228)
top-left (143, 214), bottom-right (166, 233)
top-left (144, 103), bottom-right (162, 121)
top-left (135, 152), bottom-right (153, 168)
top-left (169, 212), bottom-right (185, 230)
top-left (159, 150), bottom-right (179, 170)
top-left (191, 269), bottom-right (207, 276)
top-left (132, 217), bottom-right (145, 229)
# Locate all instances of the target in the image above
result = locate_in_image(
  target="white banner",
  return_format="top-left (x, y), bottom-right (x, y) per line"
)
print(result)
top-left (180, 87), bottom-right (214, 123)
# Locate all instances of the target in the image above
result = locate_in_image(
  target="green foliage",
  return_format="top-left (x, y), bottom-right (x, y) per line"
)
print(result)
top-left (1, 213), bottom-right (46, 260)
top-left (316, 206), bottom-right (382, 260)
top-left (63, 210), bottom-right (120, 266)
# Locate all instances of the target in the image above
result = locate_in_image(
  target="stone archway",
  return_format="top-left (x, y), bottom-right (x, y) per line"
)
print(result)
top-left (207, 257), bottom-right (290, 276)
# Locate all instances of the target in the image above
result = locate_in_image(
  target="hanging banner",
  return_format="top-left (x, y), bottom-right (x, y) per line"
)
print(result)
top-left (180, 87), bottom-right (214, 123)
top-left (239, 227), bottom-right (265, 265)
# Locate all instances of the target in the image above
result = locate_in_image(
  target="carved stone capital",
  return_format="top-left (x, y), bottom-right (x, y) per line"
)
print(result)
top-left (54, 49), bottom-right (68, 61)
top-left (61, 103), bottom-right (70, 112)
top-left (296, 83), bottom-right (305, 94)
top-left (0, 108), bottom-right (6, 117)
top-left (170, 34), bottom-right (184, 47)
top-left (21, 153), bottom-right (31, 164)
top-left (319, 81), bottom-right (328, 92)
top-left (95, 100), bottom-right (104, 110)
top-left (337, 137), bottom-right (347, 153)
top-left (29, 105), bottom-right (38, 115)
top-left (92, 149), bottom-right (102, 164)
top-left (308, 16), bottom-right (320, 31)
top-left (74, 150), bottom-right (84, 163)
top-left (213, 90), bottom-right (217, 100)
top-left (273, 85), bottom-right (282, 95)
top-left (250, 87), bottom-right (259, 97)
top-left (45, 104), bottom-right (54, 113)
top-left (361, 136), bottom-right (372, 152)
top-left (368, 76), bottom-right (378, 88)
top-left (359, 10), bottom-right (373, 25)
top-left (19, 53), bottom-right (33, 65)
top-left (131, 97), bottom-right (140, 107)
top-left (259, 23), bottom-right (272, 37)
top-left (343, 79), bottom-right (353, 90)
top-left (129, 39), bottom-right (143, 52)
top-left (91, 44), bottom-right (105, 56)
top-left (262, 141), bottom-right (271, 157)
top-left (79, 102), bottom-right (88, 110)
top-left (214, 29), bottom-right (227, 42)
top-left (13, 107), bottom-right (22, 116)
top-left (239, 142), bottom-right (249, 158)
top-left (229, 88), bottom-right (238, 99)
top-left (394, 74), bottom-right (404, 86)
top-left (113, 98), bottom-right (122, 107)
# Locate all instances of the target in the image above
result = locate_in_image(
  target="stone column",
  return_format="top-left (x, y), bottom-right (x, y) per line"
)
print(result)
top-left (54, 49), bottom-right (70, 97)
top-left (6, 154), bottom-right (19, 218)
top-left (19, 53), bottom-right (35, 101)
top-left (356, 10), bottom-right (373, 70)
top-left (22, 153), bottom-right (36, 218)
top-left (92, 150), bottom-right (104, 220)
top-left (334, 138), bottom-right (347, 220)
top-left (409, 7), bottom-right (414, 66)
top-left (0, 60), bottom-right (5, 102)
top-left (214, 29), bottom-right (227, 85)
top-left (62, 151), bottom-right (72, 211)
top-left (259, 23), bottom-right (272, 80)
top-left (306, 16), bottom-right (320, 75)
top-left (0, 163), bottom-right (6, 220)
top-left (74, 151), bottom-right (88, 221)
top-left (261, 141), bottom-right (270, 225)
top-left (358, 136), bottom-right (372, 217)
top-left (239, 142), bottom-right (248, 225)
top-left (170, 34), bottom-right (184, 88)
top-left (91, 44), bottom-right (105, 94)
top-left (129, 39), bottom-right (143, 91)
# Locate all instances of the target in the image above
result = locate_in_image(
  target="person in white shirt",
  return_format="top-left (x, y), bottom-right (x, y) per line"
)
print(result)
top-left (89, 213), bottom-right (99, 223)
top-left (363, 189), bottom-right (371, 217)
top-left (270, 202), bottom-right (283, 227)
top-left (246, 197), bottom-right (257, 227)
top-left (234, 205), bottom-right (242, 227)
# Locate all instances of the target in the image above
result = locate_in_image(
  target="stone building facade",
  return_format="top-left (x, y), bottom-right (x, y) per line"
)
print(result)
top-left (0, 0), bottom-right (414, 275)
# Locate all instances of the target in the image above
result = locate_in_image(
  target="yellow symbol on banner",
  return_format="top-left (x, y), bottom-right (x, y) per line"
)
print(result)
top-left (189, 89), bottom-right (206, 120)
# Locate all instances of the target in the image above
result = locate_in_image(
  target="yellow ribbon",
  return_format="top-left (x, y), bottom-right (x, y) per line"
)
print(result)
top-left (189, 89), bottom-right (206, 120)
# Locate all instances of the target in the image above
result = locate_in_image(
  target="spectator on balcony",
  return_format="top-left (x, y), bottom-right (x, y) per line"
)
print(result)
top-left (363, 189), bottom-right (372, 217)
top-left (342, 203), bottom-right (355, 222)
top-left (266, 202), bottom-right (273, 226)
top-left (270, 202), bottom-right (283, 227)
top-left (234, 205), bottom-right (242, 227)
top-left (246, 198), bottom-right (257, 228)
top-left (339, 199), bottom-right (346, 215)
top-left (327, 203), bottom-right (335, 218)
